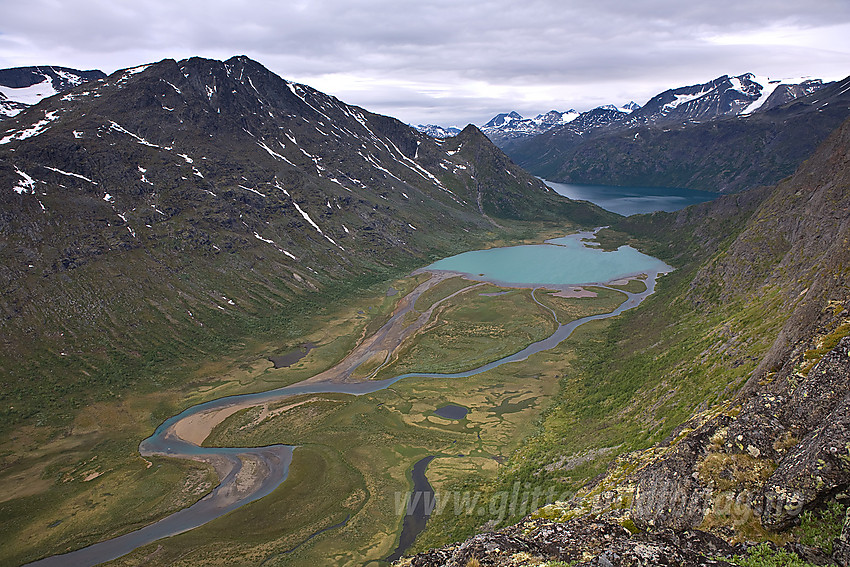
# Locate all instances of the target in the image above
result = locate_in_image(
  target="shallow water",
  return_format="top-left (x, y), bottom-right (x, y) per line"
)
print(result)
top-left (426, 230), bottom-right (669, 287)
top-left (385, 456), bottom-right (436, 563)
top-left (433, 404), bottom-right (469, 420)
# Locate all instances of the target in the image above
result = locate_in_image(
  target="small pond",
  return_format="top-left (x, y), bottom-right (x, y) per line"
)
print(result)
top-left (433, 404), bottom-right (469, 420)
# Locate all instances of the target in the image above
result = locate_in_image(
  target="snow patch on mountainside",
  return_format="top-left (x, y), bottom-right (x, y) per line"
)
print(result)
top-left (0, 110), bottom-right (61, 144)
top-left (662, 90), bottom-right (711, 113)
top-left (740, 75), bottom-right (818, 114)
top-left (44, 166), bottom-right (98, 184)
top-left (0, 80), bottom-right (58, 107)
top-left (0, 66), bottom-right (106, 118)
top-left (12, 166), bottom-right (36, 194)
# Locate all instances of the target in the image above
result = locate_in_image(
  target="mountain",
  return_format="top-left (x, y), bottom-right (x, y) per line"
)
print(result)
top-left (487, 74), bottom-right (824, 153)
top-left (483, 110), bottom-right (524, 129)
top-left (0, 65), bottom-right (106, 119)
top-left (402, 107), bottom-right (850, 567)
top-left (544, 105), bottom-right (628, 135)
top-left (0, 55), bottom-right (613, 425)
top-left (621, 73), bottom-right (824, 127)
top-left (481, 109), bottom-right (583, 146)
top-left (505, 73), bottom-right (850, 193)
top-left (483, 73), bottom-right (824, 154)
top-left (414, 124), bottom-right (461, 138)
top-left (756, 78), bottom-right (827, 111)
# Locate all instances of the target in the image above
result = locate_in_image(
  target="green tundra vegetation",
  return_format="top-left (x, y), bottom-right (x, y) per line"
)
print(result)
top-left (2, 220), bottom-right (842, 565)
top-left (0, 220), bottom-right (621, 566)
top-left (1, 208), bottom-right (831, 566)
top-left (0, 219), bottom-right (774, 566)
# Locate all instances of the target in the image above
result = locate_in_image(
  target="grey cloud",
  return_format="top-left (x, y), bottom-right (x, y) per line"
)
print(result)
top-left (1, 0), bottom-right (848, 125)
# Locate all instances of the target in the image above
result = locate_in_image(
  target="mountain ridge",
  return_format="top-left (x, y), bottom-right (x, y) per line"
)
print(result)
top-left (0, 54), bottom-right (612, 426)
top-left (481, 109), bottom-right (584, 146)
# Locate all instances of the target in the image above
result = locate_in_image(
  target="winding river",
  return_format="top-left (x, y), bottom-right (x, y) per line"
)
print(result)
top-left (27, 231), bottom-right (671, 567)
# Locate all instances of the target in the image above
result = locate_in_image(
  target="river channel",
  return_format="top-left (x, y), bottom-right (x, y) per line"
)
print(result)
top-left (27, 230), bottom-right (672, 567)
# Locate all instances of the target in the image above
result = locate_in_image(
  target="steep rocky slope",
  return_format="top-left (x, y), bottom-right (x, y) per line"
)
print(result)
top-left (401, 111), bottom-right (850, 567)
top-left (0, 55), bottom-right (612, 427)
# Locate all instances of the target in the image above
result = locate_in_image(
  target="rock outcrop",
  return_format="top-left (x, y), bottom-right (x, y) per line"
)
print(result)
top-left (399, 517), bottom-right (737, 567)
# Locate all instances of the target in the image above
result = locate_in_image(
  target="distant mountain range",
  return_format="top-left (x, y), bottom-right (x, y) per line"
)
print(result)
top-left (498, 73), bottom-right (850, 193)
top-left (414, 74), bottom-right (830, 171)
top-left (414, 124), bottom-right (461, 138)
top-left (480, 106), bottom-right (637, 146)
top-left (0, 65), bottom-right (106, 118)
top-left (476, 74), bottom-right (825, 148)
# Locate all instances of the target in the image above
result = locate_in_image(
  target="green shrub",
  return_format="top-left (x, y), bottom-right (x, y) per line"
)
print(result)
top-left (732, 543), bottom-right (817, 567)
top-left (798, 500), bottom-right (846, 554)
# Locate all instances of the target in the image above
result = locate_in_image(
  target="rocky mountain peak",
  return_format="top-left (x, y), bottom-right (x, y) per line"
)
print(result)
top-left (483, 110), bottom-right (523, 129)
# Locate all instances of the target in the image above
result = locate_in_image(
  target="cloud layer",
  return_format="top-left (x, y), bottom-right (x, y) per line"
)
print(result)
top-left (1, 0), bottom-right (848, 126)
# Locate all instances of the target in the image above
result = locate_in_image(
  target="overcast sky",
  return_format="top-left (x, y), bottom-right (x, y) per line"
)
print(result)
top-left (2, 0), bottom-right (849, 126)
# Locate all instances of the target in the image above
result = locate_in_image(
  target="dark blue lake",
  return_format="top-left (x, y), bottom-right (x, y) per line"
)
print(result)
top-left (544, 180), bottom-right (718, 216)
top-left (434, 404), bottom-right (469, 420)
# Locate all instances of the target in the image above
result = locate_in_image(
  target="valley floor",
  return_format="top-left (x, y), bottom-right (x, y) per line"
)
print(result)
top-left (1, 244), bottom-right (637, 567)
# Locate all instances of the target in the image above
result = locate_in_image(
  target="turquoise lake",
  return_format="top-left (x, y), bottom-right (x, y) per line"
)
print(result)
top-left (425, 231), bottom-right (671, 287)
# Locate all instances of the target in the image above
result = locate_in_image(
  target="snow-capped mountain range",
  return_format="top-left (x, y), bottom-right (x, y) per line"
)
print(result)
top-left (506, 73), bottom-right (849, 194)
top-left (626, 73), bottom-right (824, 125)
top-left (471, 73), bottom-right (826, 147)
top-left (414, 124), bottom-right (461, 138)
top-left (0, 66), bottom-right (106, 118)
top-left (480, 109), bottom-right (584, 144)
